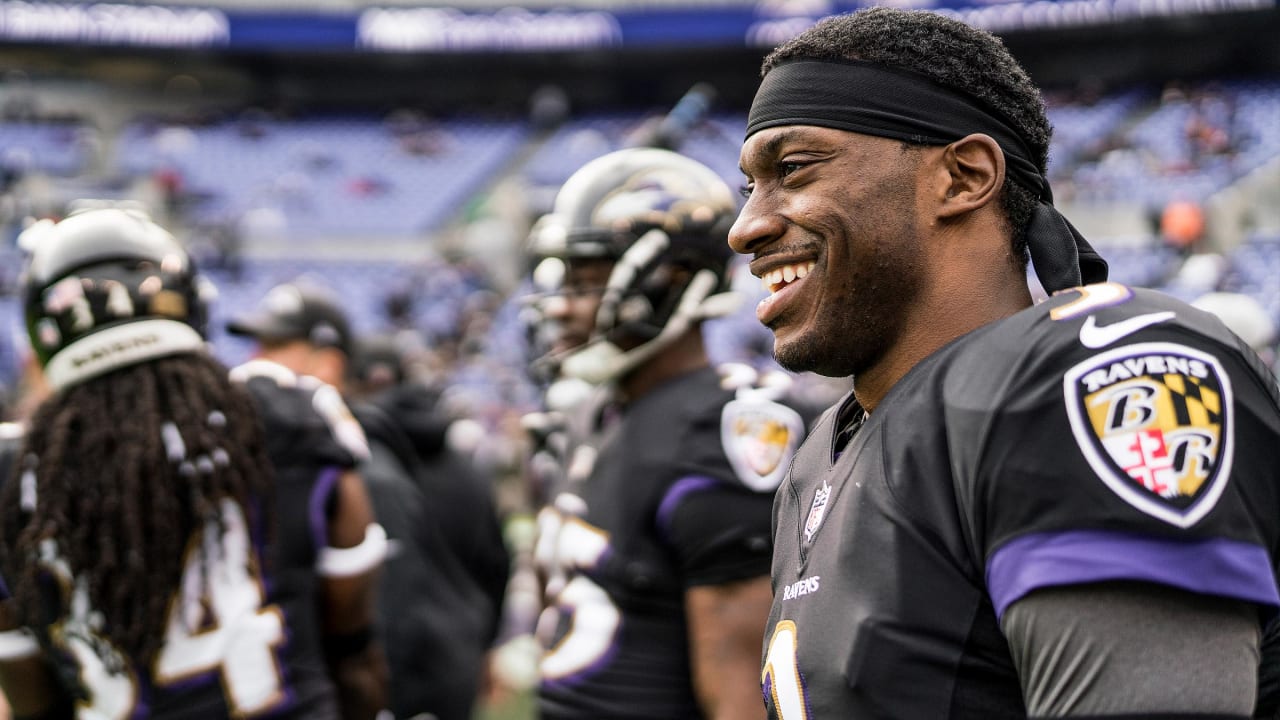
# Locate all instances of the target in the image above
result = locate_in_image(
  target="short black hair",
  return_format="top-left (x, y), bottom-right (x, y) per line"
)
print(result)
top-left (763, 8), bottom-right (1050, 267)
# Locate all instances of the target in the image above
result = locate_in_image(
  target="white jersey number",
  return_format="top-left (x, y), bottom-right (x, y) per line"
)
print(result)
top-left (762, 620), bottom-right (811, 720)
top-left (42, 539), bottom-right (136, 720)
top-left (47, 499), bottom-right (286, 718)
top-left (154, 498), bottom-right (287, 715)
top-left (534, 498), bottom-right (619, 680)
top-left (52, 629), bottom-right (135, 720)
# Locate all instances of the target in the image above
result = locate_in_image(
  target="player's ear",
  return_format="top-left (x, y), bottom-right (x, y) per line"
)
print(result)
top-left (936, 133), bottom-right (1004, 220)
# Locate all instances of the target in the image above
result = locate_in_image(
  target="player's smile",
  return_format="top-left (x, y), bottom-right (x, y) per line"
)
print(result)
top-left (753, 258), bottom-right (817, 326)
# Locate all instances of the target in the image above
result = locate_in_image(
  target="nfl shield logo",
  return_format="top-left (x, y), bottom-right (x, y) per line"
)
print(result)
top-left (804, 481), bottom-right (832, 544)
top-left (1063, 341), bottom-right (1234, 528)
top-left (721, 397), bottom-right (804, 492)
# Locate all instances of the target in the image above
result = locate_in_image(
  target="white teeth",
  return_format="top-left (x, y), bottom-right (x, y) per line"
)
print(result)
top-left (761, 269), bottom-right (783, 291)
top-left (760, 261), bottom-right (816, 294)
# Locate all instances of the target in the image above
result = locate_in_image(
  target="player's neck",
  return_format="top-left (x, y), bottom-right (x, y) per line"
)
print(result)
top-left (618, 328), bottom-right (708, 402)
top-left (855, 268), bottom-right (1032, 414)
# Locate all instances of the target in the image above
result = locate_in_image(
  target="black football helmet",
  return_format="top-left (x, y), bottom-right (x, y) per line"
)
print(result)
top-left (22, 206), bottom-right (210, 391)
top-left (527, 147), bottom-right (741, 384)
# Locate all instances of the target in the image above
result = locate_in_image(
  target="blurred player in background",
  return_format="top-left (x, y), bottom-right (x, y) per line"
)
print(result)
top-left (1193, 291), bottom-right (1278, 374)
top-left (230, 286), bottom-right (510, 720)
top-left (349, 334), bottom-right (512, 720)
top-left (527, 147), bottom-right (806, 720)
top-left (0, 207), bottom-right (387, 719)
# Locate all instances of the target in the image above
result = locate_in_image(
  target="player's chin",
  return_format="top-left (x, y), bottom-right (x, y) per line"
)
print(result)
top-left (769, 325), bottom-right (823, 374)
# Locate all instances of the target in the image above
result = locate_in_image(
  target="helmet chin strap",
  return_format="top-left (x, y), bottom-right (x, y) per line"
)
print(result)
top-left (560, 269), bottom-right (739, 385)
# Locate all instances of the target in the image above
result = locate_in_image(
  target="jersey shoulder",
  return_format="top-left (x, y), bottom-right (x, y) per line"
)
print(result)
top-left (941, 283), bottom-right (1275, 410)
top-left (995, 283), bottom-right (1243, 358)
top-left (604, 366), bottom-right (807, 494)
top-left (940, 282), bottom-right (1280, 536)
top-left (230, 359), bottom-right (368, 468)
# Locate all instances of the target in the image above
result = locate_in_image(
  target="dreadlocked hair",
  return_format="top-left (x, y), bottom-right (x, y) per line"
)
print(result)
top-left (763, 7), bottom-right (1051, 271)
top-left (0, 351), bottom-right (274, 664)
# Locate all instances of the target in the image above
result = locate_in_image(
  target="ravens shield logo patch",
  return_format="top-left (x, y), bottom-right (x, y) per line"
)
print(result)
top-left (1064, 342), bottom-right (1234, 528)
top-left (721, 396), bottom-right (804, 492)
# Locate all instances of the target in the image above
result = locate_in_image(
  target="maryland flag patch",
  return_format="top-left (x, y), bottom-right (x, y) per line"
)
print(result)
top-left (1064, 342), bottom-right (1234, 528)
top-left (721, 396), bottom-right (804, 492)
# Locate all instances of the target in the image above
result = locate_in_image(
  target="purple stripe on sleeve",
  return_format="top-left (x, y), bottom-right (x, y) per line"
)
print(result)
top-left (655, 475), bottom-right (722, 541)
top-left (309, 466), bottom-right (341, 552)
top-left (987, 529), bottom-right (1280, 619)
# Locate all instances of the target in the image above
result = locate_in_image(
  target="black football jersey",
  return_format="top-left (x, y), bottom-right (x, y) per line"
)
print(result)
top-left (764, 284), bottom-right (1280, 720)
top-left (233, 361), bottom-right (366, 720)
top-left (536, 366), bottom-right (806, 720)
top-left (1, 361), bottom-right (362, 719)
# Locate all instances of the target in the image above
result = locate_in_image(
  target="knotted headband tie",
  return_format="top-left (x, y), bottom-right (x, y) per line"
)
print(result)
top-left (746, 59), bottom-right (1107, 293)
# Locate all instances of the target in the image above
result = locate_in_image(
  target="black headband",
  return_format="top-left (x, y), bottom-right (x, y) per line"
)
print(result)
top-left (746, 59), bottom-right (1107, 293)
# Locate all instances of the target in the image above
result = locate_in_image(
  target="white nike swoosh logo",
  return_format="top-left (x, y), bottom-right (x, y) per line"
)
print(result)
top-left (1078, 311), bottom-right (1177, 349)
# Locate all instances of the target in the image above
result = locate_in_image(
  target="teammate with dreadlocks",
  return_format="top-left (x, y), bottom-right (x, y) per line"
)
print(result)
top-left (0, 207), bottom-right (388, 719)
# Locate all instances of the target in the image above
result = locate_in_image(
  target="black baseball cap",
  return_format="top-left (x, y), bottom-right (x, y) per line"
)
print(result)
top-left (226, 281), bottom-right (352, 355)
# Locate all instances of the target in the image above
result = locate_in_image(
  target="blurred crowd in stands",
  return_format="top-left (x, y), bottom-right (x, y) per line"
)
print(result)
top-left (0, 78), bottom-right (1275, 443)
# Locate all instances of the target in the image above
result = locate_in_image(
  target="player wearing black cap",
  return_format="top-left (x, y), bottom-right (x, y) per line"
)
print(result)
top-left (732, 9), bottom-right (1280, 719)
top-left (227, 280), bottom-right (355, 388)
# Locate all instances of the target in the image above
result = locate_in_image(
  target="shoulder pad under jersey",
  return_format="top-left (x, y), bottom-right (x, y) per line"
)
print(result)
top-left (230, 359), bottom-right (369, 462)
top-left (717, 365), bottom-right (805, 492)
